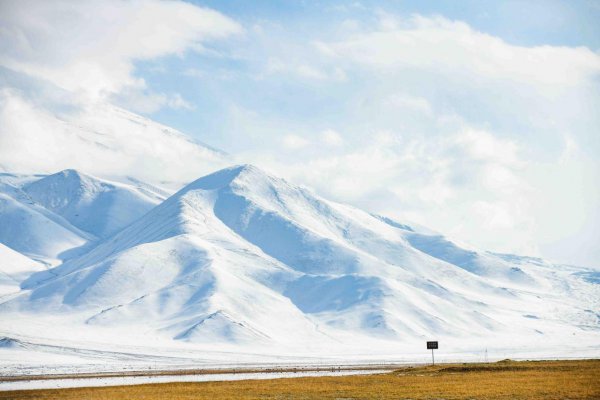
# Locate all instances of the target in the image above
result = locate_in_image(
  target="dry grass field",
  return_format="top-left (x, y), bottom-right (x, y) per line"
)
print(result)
top-left (2, 359), bottom-right (599, 400)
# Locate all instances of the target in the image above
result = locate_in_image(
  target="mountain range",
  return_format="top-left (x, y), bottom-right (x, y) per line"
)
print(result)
top-left (0, 106), bottom-right (598, 372)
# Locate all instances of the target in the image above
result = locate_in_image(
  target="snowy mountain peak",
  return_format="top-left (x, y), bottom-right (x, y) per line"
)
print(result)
top-left (22, 169), bottom-right (164, 239)
top-left (24, 169), bottom-right (102, 205)
top-left (53, 169), bottom-right (104, 191)
top-left (180, 164), bottom-right (270, 192)
top-left (57, 169), bottom-right (86, 179)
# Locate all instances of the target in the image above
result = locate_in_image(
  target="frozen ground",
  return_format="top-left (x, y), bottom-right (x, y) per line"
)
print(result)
top-left (0, 369), bottom-right (391, 391)
top-left (1, 326), bottom-right (598, 378)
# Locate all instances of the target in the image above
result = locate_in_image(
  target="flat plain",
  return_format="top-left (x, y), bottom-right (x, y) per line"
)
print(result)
top-left (2, 359), bottom-right (599, 399)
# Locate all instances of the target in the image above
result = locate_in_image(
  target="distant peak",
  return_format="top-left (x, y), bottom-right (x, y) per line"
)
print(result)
top-left (25, 168), bottom-right (103, 195)
top-left (46, 169), bottom-right (97, 186)
top-left (50, 170), bottom-right (108, 185)
top-left (58, 169), bottom-right (85, 179)
top-left (228, 164), bottom-right (262, 175)
top-left (179, 164), bottom-right (270, 193)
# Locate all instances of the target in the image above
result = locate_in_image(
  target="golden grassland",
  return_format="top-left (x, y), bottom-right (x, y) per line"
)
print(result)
top-left (2, 359), bottom-right (599, 400)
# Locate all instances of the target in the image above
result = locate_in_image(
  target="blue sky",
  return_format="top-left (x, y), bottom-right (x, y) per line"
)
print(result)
top-left (1, 0), bottom-right (599, 266)
top-left (142, 0), bottom-right (600, 151)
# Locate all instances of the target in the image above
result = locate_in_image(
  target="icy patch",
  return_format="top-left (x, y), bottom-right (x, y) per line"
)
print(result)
top-left (0, 369), bottom-right (390, 391)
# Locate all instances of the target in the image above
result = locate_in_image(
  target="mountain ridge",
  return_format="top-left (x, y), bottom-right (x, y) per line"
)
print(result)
top-left (1, 164), bottom-right (597, 359)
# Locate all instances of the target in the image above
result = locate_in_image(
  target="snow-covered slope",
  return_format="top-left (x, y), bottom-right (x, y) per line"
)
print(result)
top-left (2, 164), bottom-right (598, 363)
top-left (10, 168), bottom-right (331, 347)
top-left (0, 169), bottom-right (167, 267)
top-left (0, 244), bottom-right (45, 296)
top-left (22, 169), bottom-right (164, 238)
top-left (0, 191), bottom-right (90, 264)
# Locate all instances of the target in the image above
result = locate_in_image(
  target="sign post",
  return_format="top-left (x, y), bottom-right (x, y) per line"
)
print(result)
top-left (426, 341), bottom-right (438, 365)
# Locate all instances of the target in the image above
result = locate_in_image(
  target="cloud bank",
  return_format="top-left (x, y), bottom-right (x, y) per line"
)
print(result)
top-left (0, 0), bottom-right (241, 105)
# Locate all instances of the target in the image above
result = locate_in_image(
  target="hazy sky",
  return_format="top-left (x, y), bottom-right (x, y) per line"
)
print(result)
top-left (1, 0), bottom-right (599, 266)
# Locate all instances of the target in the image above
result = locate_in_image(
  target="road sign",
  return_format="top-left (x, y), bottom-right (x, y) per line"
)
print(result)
top-left (427, 341), bottom-right (438, 365)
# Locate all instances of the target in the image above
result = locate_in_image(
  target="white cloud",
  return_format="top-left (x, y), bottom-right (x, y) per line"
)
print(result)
top-left (259, 128), bottom-right (599, 266)
top-left (256, 127), bottom-right (542, 258)
top-left (384, 93), bottom-right (432, 115)
top-left (113, 89), bottom-right (195, 114)
top-left (264, 57), bottom-right (346, 81)
top-left (295, 65), bottom-right (329, 80)
top-left (166, 93), bottom-right (195, 111)
top-left (321, 129), bottom-right (344, 146)
top-left (453, 129), bottom-right (519, 164)
top-left (317, 15), bottom-right (600, 88)
top-left (281, 134), bottom-right (310, 150)
top-left (0, 0), bottom-right (242, 103)
top-left (525, 135), bottom-right (600, 266)
top-left (0, 89), bottom-right (226, 183)
top-left (188, 11), bottom-right (599, 266)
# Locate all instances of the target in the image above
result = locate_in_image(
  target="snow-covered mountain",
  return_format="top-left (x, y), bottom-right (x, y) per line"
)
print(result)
top-left (0, 164), bottom-right (598, 369)
top-left (0, 170), bottom-right (166, 266)
top-left (22, 169), bottom-right (165, 238)
top-left (0, 187), bottom-right (91, 265)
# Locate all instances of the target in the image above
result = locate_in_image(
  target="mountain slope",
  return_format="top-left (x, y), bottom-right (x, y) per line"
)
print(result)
top-left (0, 169), bottom-right (168, 265)
top-left (5, 164), bottom-right (598, 356)
top-left (0, 191), bottom-right (90, 264)
top-left (22, 169), bottom-right (164, 238)
top-left (0, 244), bottom-right (45, 296)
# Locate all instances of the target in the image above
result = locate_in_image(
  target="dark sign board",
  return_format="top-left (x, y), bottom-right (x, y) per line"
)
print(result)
top-left (427, 341), bottom-right (438, 349)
